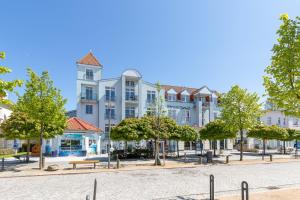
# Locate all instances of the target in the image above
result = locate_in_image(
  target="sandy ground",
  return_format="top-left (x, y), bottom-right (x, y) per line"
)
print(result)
top-left (220, 187), bottom-right (300, 200)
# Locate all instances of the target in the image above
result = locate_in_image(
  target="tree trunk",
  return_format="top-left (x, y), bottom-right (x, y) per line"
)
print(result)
top-left (26, 139), bottom-right (30, 163)
top-left (283, 141), bottom-right (286, 154)
top-left (263, 139), bottom-right (266, 156)
top-left (124, 141), bottom-right (128, 153)
top-left (213, 140), bottom-right (216, 157)
top-left (240, 130), bottom-right (243, 161)
top-left (154, 139), bottom-right (160, 165)
top-left (176, 140), bottom-right (179, 157)
top-left (39, 127), bottom-right (44, 170)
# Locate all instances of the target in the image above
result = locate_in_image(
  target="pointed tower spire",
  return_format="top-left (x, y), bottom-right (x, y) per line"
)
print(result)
top-left (77, 52), bottom-right (102, 67)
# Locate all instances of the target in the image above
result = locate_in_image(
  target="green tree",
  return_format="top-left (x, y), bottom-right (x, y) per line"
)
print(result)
top-left (200, 120), bottom-right (236, 156)
top-left (263, 14), bottom-right (300, 117)
top-left (0, 52), bottom-right (23, 104)
top-left (220, 85), bottom-right (262, 161)
top-left (0, 110), bottom-right (37, 162)
top-left (282, 128), bottom-right (300, 154)
top-left (248, 125), bottom-right (288, 155)
top-left (16, 68), bottom-right (67, 169)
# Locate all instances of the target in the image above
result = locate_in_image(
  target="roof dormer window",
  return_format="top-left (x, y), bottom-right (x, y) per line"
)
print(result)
top-left (182, 95), bottom-right (189, 102)
top-left (168, 94), bottom-right (177, 101)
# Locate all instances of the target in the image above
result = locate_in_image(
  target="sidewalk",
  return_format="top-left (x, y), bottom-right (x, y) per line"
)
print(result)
top-left (220, 187), bottom-right (300, 200)
top-left (1, 156), bottom-right (300, 178)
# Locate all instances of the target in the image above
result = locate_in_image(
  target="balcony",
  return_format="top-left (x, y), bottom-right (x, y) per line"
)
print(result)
top-left (202, 101), bottom-right (210, 107)
top-left (81, 93), bottom-right (98, 102)
top-left (125, 95), bottom-right (138, 103)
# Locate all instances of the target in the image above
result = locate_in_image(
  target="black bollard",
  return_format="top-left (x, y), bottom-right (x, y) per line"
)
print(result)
top-left (226, 155), bottom-right (229, 164)
top-left (93, 179), bottom-right (97, 200)
top-left (117, 159), bottom-right (120, 169)
top-left (198, 156), bottom-right (202, 164)
top-left (270, 154), bottom-right (272, 162)
top-left (86, 195), bottom-right (90, 200)
top-left (241, 181), bottom-right (249, 200)
top-left (210, 175), bottom-right (214, 200)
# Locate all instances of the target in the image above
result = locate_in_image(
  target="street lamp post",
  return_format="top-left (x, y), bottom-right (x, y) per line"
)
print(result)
top-left (107, 99), bottom-right (112, 169)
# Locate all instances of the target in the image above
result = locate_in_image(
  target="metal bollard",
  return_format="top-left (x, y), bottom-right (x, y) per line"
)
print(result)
top-left (117, 159), bottom-right (120, 169)
top-left (198, 156), bottom-right (202, 164)
top-left (86, 195), bottom-right (90, 200)
top-left (262, 154), bottom-right (264, 160)
top-left (93, 179), bottom-right (97, 200)
top-left (184, 153), bottom-right (187, 162)
top-left (210, 175), bottom-right (214, 200)
top-left (270, 154), bottom-right (273, 162)
top-left (226, 155), bottom-right (229, 164)
top-left (241, 181), bottom-right (249, 200)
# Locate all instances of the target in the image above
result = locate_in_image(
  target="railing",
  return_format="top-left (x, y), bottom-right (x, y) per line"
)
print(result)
top-left (125, 95), bottom-right (138, 101)
top-left (105, 114), bottom-right (116, 120)
top-left (81, 93), bottom-right (98, 101)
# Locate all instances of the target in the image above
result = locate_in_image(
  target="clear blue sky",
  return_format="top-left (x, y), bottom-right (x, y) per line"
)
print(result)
top-left (1, 1), bottom-right (300, 110)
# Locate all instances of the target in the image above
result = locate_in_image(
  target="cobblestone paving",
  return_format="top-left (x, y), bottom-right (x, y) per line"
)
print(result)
top-left (1, 162), bottom-right (300, 200)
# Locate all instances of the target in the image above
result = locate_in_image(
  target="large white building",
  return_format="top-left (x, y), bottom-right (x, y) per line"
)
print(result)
top-left (76, 52), bottom-right (232, 153)
top-left (258, 109), bottom-right (300, 149)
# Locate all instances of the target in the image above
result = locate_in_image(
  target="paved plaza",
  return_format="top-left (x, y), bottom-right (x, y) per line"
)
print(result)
top-left (1, 161), bottom-right (300, 199)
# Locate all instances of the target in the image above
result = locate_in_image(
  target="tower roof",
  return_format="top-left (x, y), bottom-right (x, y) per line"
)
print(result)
top-left (77, 52), bottom-right (102, 67)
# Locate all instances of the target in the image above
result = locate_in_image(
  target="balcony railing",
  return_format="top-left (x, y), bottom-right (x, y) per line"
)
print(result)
top-left (125, 95), bottom-right (138, 101)
top-left (81, 93), bottom-right (98, 101)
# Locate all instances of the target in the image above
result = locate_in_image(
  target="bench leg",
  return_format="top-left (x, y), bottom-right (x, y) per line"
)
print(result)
top-left (73, 164), bottom-right (76, 169)
top-left (94, 163), bottom-right (96, 169)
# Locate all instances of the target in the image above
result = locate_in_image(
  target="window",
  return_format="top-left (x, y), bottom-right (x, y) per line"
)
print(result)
top-left (168, 109), bottom-right (177, 120)
top-left (167, 94), bottom-right (177, 101)
top-left (105, 87), bottom-right (115, 101)
top-left (125, 106), bottom-right (135, 118)
top-left (105, 124), bottom-right (115, 133)
top-left (283, 118), bottom-right (286, 125)
top-left (105, 105), bottom-right (115, 119)
top-left (86, 105), bottom-right (93, 114)
top-left (277, 117), bottom-right (281, 125)
top-left (184, 110), bottom-right (190, 123)
top-left (182, 95), bottom-right (189, 102)
top-left (126, 80), bottom-right (135, 87)
top-left (293, 118), bottom-right (299, 126)
top-left (86, 69), bottom-right (94, 80)
top-left (267, 117), bottom-right (272, 125)
top-left (126, 88), bottom-right (136, 100)
top-left (146, 107), bottom-right (156, 116)
top-left (147, 91), bottom-right (156, 103)
top-left (85, 87), bottom-right (93, 100)
top-left (214, 112), bottom-right (218, 119)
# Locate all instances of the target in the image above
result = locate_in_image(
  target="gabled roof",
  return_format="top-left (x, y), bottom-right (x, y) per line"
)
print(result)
top-left (161, 85), bottom-right (198, 94)
top-left (66, 117), bottom-right (102, 133)
top-left (77, 52), bottom-right (102, 67)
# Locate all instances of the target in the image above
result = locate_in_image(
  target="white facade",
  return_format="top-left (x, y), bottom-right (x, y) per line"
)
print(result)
top-left (0, 104), bottom-right (14, 149)
top-left (258, 110), bottom-right (300, 149)
top-left (76, 53), bottom-right (230, 153)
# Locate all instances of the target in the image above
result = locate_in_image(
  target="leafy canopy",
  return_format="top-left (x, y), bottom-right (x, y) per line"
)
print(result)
top-left (0, 52), bottom-right (23, 105)
top-left (0, 110), bottom-right (37, 140)
top-left (247, 125), bottom-right (288, 140)
top-left (220, 85), bottom-right (263, 131)
top-left (200, 119), bottom-right (236, 141)
top-left (15, 68), bottom-right (67, 138)
top-left (263, 14), bottom-right (300, 117)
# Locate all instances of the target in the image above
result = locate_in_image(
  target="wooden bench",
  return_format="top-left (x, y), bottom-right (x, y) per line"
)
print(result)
top-left (69, 160), bottom-right (100, 169)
